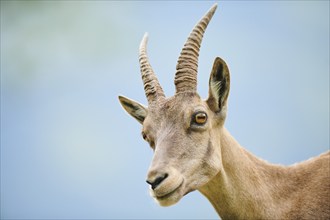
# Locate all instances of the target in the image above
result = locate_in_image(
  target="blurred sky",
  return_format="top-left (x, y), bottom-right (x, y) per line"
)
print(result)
top-left (1, 1), bottom-right (329, 219)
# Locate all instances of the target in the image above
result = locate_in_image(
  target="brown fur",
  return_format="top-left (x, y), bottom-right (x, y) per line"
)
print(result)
top-left (199, 129), bottom-right (330, 219)
top-left (118, 4), bottom-right (330, 219)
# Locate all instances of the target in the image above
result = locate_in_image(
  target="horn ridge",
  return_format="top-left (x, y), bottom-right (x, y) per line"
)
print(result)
top-left (175, 4), bottom-right (218, 93)
top-left (139, 33), bottom-right (165, 104)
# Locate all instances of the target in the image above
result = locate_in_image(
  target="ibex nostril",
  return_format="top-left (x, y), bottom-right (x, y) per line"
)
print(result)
top-left (146, 173), bottom-right (168, 190)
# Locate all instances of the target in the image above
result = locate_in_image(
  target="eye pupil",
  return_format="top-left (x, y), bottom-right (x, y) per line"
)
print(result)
top-left (195, 112), bottom-right (207, 124)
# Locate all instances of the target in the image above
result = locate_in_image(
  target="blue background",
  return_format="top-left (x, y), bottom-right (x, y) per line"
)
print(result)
top-left (1, 1), bottom-right (329, 219)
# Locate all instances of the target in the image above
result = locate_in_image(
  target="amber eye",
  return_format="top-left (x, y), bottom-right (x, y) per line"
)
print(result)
top-left (194, 112), bottom-right (207, 125)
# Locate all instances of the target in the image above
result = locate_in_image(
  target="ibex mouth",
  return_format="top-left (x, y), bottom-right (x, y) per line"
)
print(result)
top-left (155, 180), bottom-right (184, 200)
top-left (151, 178), bottom-right (185, 207)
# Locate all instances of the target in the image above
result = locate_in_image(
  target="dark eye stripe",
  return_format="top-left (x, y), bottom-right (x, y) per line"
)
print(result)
top-left (141, 132), bottom-right (147, 140)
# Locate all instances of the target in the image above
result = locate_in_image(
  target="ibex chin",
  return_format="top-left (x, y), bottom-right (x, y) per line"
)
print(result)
top-left (118, 4), bottom-right (330, 219)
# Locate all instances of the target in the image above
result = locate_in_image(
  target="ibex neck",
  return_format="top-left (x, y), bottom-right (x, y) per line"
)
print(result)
top-left (199, 128), bottom-right (289, 219)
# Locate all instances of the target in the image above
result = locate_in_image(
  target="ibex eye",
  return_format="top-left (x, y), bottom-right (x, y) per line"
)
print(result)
top-left (194, 112), bottom-right (207, 125)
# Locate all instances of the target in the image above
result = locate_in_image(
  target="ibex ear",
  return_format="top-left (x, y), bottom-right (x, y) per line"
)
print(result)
top-left (206, 57), bottom-right (230, 114)
top-left (118, 95), bottom-right (147, 124)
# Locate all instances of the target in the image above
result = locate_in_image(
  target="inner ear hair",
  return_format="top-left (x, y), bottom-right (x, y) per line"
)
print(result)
top-left (118, 95), bottom-right (148, 124)
top-left (207, 57), bottom-right (230, 113)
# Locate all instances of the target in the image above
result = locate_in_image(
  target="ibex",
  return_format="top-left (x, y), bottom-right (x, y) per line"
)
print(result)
top-left (118, 4), bottom-right (330, 219)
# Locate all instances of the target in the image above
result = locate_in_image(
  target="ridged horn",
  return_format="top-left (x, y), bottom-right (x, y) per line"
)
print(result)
top-left (174, 4), bottom-right (217, 93)
top-left (139, 33), bottom-right (165, 104)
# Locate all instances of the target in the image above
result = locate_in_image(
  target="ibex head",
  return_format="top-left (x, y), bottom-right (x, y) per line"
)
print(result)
top-left (119, 4), bottom-right (230, 206)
